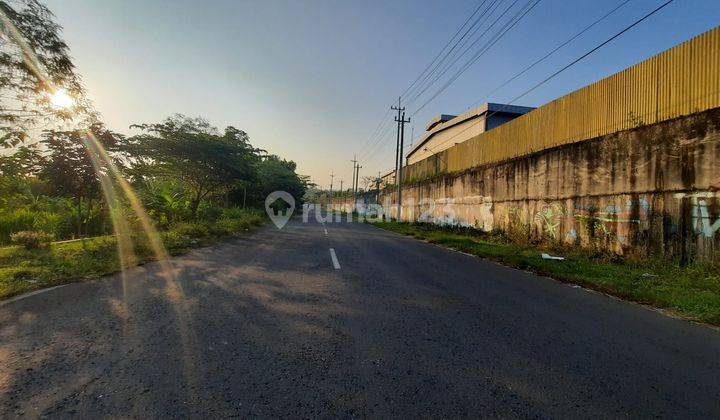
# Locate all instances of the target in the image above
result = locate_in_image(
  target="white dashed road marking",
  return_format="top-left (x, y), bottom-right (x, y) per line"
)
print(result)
top-left (329, 248), bottom-right (341, 269)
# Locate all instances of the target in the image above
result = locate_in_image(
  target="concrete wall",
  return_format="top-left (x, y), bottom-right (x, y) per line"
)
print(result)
top-left (380, 108), bottom-right (720, 262)
top-left (328, 191), bottom-right (378, 213)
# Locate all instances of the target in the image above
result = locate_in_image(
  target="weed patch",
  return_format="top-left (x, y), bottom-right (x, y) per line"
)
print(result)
top-left (0, 211), bottom-right (266, 299)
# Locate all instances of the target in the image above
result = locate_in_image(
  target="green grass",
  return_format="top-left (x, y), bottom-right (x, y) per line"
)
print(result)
top-left (0, 212), bottom-right (265, 299)
top-left (372, 221), bottom-right (720, 326)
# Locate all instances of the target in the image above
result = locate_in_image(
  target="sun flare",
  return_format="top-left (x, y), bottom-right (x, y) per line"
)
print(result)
top-left (49, 88), bottom-right (74, 109)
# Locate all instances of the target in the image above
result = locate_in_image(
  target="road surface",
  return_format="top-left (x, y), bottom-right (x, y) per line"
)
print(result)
top-left (1, 214), bottom-right (720, 418)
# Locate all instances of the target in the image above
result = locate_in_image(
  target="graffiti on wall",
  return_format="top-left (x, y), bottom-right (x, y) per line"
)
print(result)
top-left (534, 203), bottom-right (565, 239)
top-left (675, 192), bottom-right (720, 238)
top-left (572, 198), bottom-right (650, 245)
top-left (412, 192), bottom-right (720, 246)
top-left (694, 200), bottom-right (720, 238)
top-left (404, 192), bottom-right (720, 246)
top-left (529, 198), bottom-right (651, 245)
top-left (416, 195), bottom-right (494, 231)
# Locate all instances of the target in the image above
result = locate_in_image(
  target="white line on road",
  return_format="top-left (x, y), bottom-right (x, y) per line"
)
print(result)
top-left (329, 248), bottom-right (341, 269)
top-left (0, 284), bottom-right (70, 306)
top-left (323, 227), bottom-right (328, 236)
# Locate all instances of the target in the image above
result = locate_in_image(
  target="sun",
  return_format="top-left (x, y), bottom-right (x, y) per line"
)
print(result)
top-left (49, 89), bottom-right (74, 109)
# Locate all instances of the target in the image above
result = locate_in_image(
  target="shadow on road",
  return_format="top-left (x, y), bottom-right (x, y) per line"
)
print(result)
top-left (2, 219), bottom-right (720, 417)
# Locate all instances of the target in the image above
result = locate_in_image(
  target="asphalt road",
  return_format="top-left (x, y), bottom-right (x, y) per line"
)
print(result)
top-left (2, 213), bottom-right (720, 418)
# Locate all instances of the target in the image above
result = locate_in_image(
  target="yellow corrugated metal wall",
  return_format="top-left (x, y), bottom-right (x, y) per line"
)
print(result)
top-left (403, 26), bottom-right (720, 182)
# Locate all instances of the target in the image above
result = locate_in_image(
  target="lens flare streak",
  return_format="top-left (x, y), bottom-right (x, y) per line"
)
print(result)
top-left (2, 4), bottom-right (205, 406)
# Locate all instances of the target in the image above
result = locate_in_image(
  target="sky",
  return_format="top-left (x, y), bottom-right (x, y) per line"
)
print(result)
top-left (45, 0), bottom-right (720, 189)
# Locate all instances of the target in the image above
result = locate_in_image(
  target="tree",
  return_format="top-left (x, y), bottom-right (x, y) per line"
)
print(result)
top-left (124, 115), bottom-right (262, 218)
top-left (39, 123), bottom-right (120, 236)
top-left (248, 154), bottom-right (309, 207)
top-left (361, 175), bottom-right (377, 192)
top-left (0, 144), bottom-right (44, 175)
top-left (0, 143), bottom-right (45, 205)
top-left (0, 0), bottom-right (91, 147)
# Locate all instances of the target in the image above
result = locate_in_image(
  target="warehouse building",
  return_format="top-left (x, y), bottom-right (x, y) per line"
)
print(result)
top-left (406, 103), bottom-right (534, 165)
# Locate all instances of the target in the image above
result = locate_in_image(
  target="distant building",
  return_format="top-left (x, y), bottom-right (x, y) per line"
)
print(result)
top-left (379, 169), bottom-right (395, 188)
top-left (406, 103), bottom-right (534, 165)
top-left (425, 114), bottom-right (457, 131)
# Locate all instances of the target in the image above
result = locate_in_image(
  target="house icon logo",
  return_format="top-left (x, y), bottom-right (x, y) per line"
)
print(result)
top-left (265, 191), bottom-right (295, 229)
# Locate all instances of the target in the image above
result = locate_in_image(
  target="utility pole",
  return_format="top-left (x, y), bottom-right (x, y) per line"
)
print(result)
top-left (354, 165), bottom-right (361, 198)
top-left (329, 172), bottom-right (334, 198)
top-left (350, 156), bottom-right (357, 198)
top-left (395, 109), bottom-right (410, 220)
top-left (376, 171), bottom-right (381, 202)
top-left (391, 97), bottom-right (404, 187)
top-left (354, 164), bottom-right (362, 212)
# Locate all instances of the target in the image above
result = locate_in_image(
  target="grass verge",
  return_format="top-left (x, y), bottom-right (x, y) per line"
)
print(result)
top-left (0, 212), bottom-right (264, 299)
top-left (372, 220), bottom-right (720, 326)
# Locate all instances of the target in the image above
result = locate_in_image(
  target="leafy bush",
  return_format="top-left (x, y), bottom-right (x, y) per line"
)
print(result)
top-left (32, 211), bottom-right (63, 237)
top-left (10, 231), bottom-right (55, 249)
top-left (246, 213), bottom-right (263, 226)
top-left (221, 206), bottom-right (248, 220)
top-left (172, 222), bottom-right (210, 238)
top-left (0, 200), bottom-right (110, 245)
top-left (201, 207), bottom-right (264, 236)
top-left (197, 201), bottom-right (223, 222)
top-left (0, 209), bottom-right (35, 243)
top-left (160, 230), bottom-right (193, 254)
top-left (220, 208), bottom-right (263, 229)
top-left (212, 218), bottom-right (250, 235)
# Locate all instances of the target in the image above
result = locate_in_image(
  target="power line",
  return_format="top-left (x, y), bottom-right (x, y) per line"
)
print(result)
top-left (356, 2), bottom-right (496, 167)
top-left (405, 0), bottom-right (509, 106)
top-left (355, 108), bottom-right (391, 160)
top-left (356, 0), bottom-right (632, 172)
top-left (412, 0), bottom-right (506, 101)
top-left (483, 0), bottom-right (676, 121)
top-left (418, 0), bottom-right (676, 157)
top-left (410, 0), bottom-right (542, 116)
top-left (359, 126), bottom-right (396, 165)
top-left (462, 0), bottom-right (630, 113)
top-left (402, 0), bottom-right (499, 102)
top-left (358, 0), bottom-right (506, 168)
top-left (399, 0), bottom-right (491, 100)
top-left (361, 123), bottom-right (393, 162)
top-left (358, 114), bottom-right (394, 161)
top-left (361, 0), bottom-right (496, 167)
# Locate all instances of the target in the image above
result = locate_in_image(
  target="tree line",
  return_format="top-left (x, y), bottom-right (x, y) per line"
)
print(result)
top-left (0, 115), bottom-right (308, 243)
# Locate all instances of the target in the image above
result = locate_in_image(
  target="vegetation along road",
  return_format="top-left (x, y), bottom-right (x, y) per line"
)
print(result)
top-left (1, 213), bottom-right (719, 418)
